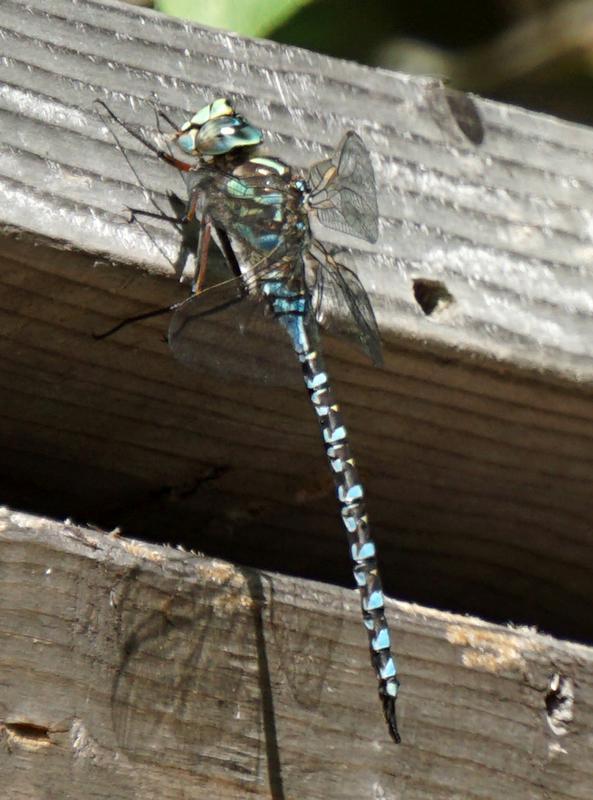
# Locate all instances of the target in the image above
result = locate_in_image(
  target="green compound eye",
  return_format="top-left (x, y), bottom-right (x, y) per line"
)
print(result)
top-left (177, 114), bottom-right (263, 157)
top-left (181, 98), bottom-right (236, 132)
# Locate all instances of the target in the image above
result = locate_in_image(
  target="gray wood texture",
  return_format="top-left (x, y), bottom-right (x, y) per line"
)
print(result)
top-left (1, 508), bottom-right (591, 800)
top-left (3, 0), bottom-right (593, 378)
top-left (1, 1), bottom-right (593, 794)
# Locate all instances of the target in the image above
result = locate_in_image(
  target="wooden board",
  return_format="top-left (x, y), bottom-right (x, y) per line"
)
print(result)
top-left (3, 0), bottom-right (593, 379)
top-left (1, 508), bottom-right (591, 800)
top-left (1, 0), bottom-right (593, 727)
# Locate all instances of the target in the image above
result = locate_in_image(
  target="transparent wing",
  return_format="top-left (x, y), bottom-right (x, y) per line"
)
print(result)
top-left (307, 132), bottom-right (379, 244)
top-left (310, 243), bottom-right (382, 366)
top-left (168, 278), bottom-right (307, 390)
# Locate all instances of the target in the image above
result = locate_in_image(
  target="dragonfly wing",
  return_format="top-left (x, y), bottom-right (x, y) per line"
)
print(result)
top-left (169, 284), bottom-right (305, 389)
top-left (307, 132), bottom-right (379, 244)
top-left (311, 248), bottom-right (382, 366)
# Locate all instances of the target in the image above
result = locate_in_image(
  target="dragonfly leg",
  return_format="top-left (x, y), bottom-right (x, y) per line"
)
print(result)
top-left (92, 303), bottom-right (174, 340)
top-left (193, 212), bottom-right (213, 294)
top-left (189, 211), bottom-right (246, 297)
top-left (156, 107), bottom-right (181, 132)
top-left (127, 206), bottom-right (181, 227)
top-left (95, 100), bottom-right (196, 173)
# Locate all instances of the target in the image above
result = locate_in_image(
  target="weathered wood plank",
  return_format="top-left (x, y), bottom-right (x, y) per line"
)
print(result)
top-left (1, 0), bottom-right (593, 729)
top-left (3, 0), bottom-right (593, 378)
top-left (0, 508), bottom-right (590, 799)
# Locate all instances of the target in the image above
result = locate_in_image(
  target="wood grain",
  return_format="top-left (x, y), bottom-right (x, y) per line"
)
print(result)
top-left (1, 509), bottom-right (591, 799)
top-left (1, 5), bottom-right (593, 792)
top-left (3, 0), bottom-right (593, 378)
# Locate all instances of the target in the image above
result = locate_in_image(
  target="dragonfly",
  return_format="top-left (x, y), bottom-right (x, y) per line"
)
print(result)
top-left (98, 97), bottom-right (401, 744)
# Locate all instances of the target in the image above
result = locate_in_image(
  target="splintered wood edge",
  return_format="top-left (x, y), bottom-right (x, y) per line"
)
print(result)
top-left (1, 507), bottom-right (592, 799)
top-left (1, 0), bottom-right (593, 384)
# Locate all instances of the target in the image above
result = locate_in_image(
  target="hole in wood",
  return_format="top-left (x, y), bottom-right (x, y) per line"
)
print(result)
top-left (444, 89), bottom-right (485, 145)
top-left (545, 673), bottom-right (574, 735)
top-left (4, 722), bottom-right (52, 747)
top-left (413, 279), bottom-right (454, 316)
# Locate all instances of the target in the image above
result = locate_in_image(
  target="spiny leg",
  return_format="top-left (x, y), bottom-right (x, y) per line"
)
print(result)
top-left (95, 99), bottom-right (195, 173)
top-left (92, 302), bottom-right (173, 340)
top-left (93, 204), bottom-right (213, 340)
top-left (96, 98), bottom-right (196, 269)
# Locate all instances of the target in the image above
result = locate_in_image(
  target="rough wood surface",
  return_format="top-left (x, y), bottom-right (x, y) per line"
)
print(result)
top-left (1, 0), bottom-right (593, 747)
top-left (0, 508), bottom-right (590, 800)
top-left (4, 0), bottom-right (593, 378)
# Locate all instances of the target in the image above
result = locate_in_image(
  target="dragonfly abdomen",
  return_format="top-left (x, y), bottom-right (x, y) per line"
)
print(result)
top-left (261, 276), bottom-right (312, 358)
top-left (259, 272), bottom-right (400, 741)
top-left (297, 347), bottom-right (401, 743)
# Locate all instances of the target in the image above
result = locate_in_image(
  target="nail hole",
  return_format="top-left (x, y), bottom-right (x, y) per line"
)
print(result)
top-left (4, 722), bottom-right (52, 747)
top-left (545, 674), bottom-right (573, 736)
top-left (444, 90), bottom-right (485, 145)
top-left (413, 279), bottom-right (454, 317)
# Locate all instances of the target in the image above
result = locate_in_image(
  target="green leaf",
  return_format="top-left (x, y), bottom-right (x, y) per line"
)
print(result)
top-left (155, 0), bottom-right (314, 38)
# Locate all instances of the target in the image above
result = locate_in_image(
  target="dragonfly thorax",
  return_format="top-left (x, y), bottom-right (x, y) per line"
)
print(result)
top-left (222, 156), bottom-right (311, 259)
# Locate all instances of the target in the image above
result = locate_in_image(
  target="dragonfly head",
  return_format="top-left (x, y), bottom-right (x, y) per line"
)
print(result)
top-left (175, 97), bottom-right (263, 157)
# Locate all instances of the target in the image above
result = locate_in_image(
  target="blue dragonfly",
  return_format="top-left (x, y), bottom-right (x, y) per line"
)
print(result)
top-left (98, 98), bottom-right (401, 744)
